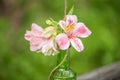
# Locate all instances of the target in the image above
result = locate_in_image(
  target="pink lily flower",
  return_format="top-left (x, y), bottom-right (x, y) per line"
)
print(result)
top-left (25, 23), bottom-right (46, 51)
top-left (55, 15), bottom-right (91, 52)
top-left (25, 23), bottom-right (58, 55)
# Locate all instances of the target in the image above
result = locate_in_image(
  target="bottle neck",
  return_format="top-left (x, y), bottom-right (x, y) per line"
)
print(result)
top-left (57, 49), bottom-right (70, 69)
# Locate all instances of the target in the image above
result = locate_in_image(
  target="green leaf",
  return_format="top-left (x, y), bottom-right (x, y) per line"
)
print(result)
top-left (68, 6), bottom-right (74, 15)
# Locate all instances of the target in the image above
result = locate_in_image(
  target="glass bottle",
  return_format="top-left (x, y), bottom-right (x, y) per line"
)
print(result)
top-left (52, 50), bottom-right (76, 80)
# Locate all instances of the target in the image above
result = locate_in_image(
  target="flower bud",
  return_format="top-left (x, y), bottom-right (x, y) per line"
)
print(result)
top-left (46, 20), bottom-right (54, 25)
top-left (43, 26), bottom-right (57, 38)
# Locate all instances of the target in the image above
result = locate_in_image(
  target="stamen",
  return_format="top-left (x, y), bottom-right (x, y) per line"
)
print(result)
top-left (64, 24), bottom-right (74, 31)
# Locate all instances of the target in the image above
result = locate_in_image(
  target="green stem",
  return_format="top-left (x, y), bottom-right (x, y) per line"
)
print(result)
top-left (64, 0), bottom-right (67, 17)
top-left (48, 49), bottom-right (69, 80)
top-left (68, 48), bottom-right (70, 69)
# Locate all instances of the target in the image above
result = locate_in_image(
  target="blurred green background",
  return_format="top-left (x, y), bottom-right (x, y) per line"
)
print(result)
top-left (0, 0), bottom-right (120, 80)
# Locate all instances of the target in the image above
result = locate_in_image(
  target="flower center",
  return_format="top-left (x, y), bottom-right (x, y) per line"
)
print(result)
top-left (64, 24), bottom-right (74, 31)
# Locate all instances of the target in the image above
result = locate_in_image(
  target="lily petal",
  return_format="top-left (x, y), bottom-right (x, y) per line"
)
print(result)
top-left (70, 38), bottom-right (84, 52)
top-left (30, 36), bottom-right (48, 52)
top-left (30, 45), bottom-right (39, 51)
top-left (55, 33), bottom-right (70, 50)
top-left (32, 23), bottom-right (43, 36)
top-left (30, 36), bottom-right (41, 46)
top-left (73, 23), bottom-right (91, 38)
top-left (59, 20), bottom-right (65, 30)
top-left (41, 44), bottom-right (49, 54)
top-left (51, 39), bottom-right (58, 52)
top-left (25, 31), bottom-right (32, 41)
top-left (65, 15), bottom-right (77, 25)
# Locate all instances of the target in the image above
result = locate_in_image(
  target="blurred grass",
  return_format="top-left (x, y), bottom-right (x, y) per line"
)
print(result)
top-left (0, 0), bottom-right (120, 80)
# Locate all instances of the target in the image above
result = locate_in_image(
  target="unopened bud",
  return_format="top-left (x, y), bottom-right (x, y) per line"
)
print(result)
top-left (46, 20), bottom-right (53, 25)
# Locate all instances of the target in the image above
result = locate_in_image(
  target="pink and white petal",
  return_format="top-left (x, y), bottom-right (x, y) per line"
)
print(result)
top-left (59, 20), bottom-right (66, 30)
top-left (73, 23), bottom-right (91, 38)
top-left (30, 37), bottom-right (45, 51)
top-left (55, 33), bottom-right (70, 50)
top-left (30, 45), bottom-right (39, 51)
top-left (30, 36), bottom-right (41, 46)
top-left (70, 38), bottom-right (84, 52)
top-left (73, 15), bottom-right (77, 23)
top-left (52, 43), bottom-right (58, 52)
top-left (41, 44), bottom-right (48, 53)
top-left (50, 38), bottom-right (58, 52)
top-left (25, 31), bottom-right (32, 41)
top-left (31, 23), bottom-right (43, 36)
top-left (65, 15), bottom-right (77, 25)
top-left (38, 37), bottom-right (48, 49)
